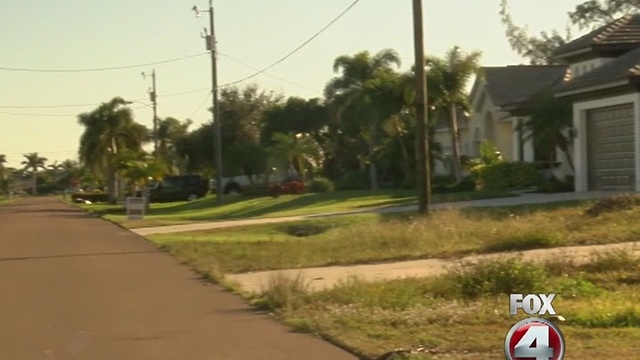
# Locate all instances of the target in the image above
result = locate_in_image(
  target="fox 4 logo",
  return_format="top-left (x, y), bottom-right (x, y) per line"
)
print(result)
top-left (504, 294), bottom-right (565, 360)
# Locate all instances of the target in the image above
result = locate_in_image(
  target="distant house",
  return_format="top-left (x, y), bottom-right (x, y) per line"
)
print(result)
top-left (554, 14), bottom-right (640, 192)
top-left (433, 65), bottom-right (569, 177)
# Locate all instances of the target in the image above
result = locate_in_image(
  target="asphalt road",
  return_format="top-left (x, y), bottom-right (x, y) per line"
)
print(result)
top-left (0, 197), bottom-right (356, 360)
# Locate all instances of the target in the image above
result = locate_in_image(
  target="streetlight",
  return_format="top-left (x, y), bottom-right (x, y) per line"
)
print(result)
top-left (193, 1), bottom-right (224, 206)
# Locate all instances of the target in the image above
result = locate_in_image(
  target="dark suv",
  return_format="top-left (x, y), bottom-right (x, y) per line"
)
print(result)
top-left (148, 175), bottom-right (209, 203)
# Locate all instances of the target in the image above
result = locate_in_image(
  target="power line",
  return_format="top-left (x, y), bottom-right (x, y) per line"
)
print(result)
top-left (0, 105), bottom-right (146, 117)
top-left (0, 53), bottom-right (208, 73)
top-left (186, 91), bottom-right (212, 120)
top-left (219, 52), bottom-right (321, 94)
top-left (218, 0), bottom-right (361, 88)
top-left (0, 89), bottom-right (209, 109)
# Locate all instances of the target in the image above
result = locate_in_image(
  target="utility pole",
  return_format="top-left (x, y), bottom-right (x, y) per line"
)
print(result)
top-left (142, 70), bottom-right (158, 154)
top-left (193, 1), bottom-right (224, 205)
top-left (412, 0), bottom-right (431, 214)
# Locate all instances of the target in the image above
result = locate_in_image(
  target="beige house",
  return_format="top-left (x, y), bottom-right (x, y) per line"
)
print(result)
top-left (433, 65), bottom-right (569, 177)
top-left (554, 14), bottom-right (640, 192)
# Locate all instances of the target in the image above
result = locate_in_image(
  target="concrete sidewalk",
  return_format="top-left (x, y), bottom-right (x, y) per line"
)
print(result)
top-left (0, 198), bottom-right (356, 360)
top-left (226, 240), bottom-right (640, 294)
top-left (132, 190), bottom-right (619, 236)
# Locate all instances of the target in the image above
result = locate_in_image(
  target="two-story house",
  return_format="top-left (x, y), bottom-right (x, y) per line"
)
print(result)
top-left (554, 14), bottom-right (640, 192)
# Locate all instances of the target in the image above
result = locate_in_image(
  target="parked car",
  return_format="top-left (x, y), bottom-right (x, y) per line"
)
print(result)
top-left (148, 174), bottom-right (209, 203)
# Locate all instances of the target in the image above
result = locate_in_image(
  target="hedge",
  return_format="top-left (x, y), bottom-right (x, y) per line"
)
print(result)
top-left (471, 162), bottom-right (541, 189)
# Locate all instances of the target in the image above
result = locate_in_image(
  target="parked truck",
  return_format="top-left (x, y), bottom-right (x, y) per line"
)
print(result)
top-left (210, 172), bottom-right (287, 194)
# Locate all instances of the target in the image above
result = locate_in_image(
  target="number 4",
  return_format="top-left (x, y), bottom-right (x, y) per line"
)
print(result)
top-left (514, 324), bottom-right (553, 360)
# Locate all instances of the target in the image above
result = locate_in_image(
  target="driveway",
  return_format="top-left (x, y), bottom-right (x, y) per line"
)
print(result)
top-left (0, 197), bottom-right (356, 360)
top-left (132, 190), bottom-right (620, 236)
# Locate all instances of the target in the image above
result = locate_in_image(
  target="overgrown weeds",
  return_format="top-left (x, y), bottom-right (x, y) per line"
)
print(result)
top-left (585, 193), bottom-right (640, 216)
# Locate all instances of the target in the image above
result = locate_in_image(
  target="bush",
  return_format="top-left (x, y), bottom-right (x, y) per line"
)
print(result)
top-left (471, 162), bottom-right (541, 189)
top-left (585, 193), bottom-right (640, 217)
top-left (449, 258), bottom-right (549, 299)
top-left (308, 177), bottom-right (335, 193)
top-left (537, 175), bottom-right (574, 193)
top-left (71, 192), bottom-right (109, 203)
top-left (431, 175), bottom-right (476, 194)
top-left (335, 170), bottom-right (370, 190)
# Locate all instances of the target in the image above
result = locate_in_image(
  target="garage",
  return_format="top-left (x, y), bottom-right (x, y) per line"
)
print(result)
top-left (586, 104), bottom-right (636, 191)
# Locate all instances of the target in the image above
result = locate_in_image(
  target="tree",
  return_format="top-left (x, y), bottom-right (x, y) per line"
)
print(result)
top-left (518, 90), bottom-right (574, 171)
top-left (499, 0), bottom-right (570, 65)
top-left (267, 132), bottom-right (324, 181)
top-left (21, 153), bottom-right (47, 194)
top-left (78, 97), bottom-right (148, 203)
top-left (155, 117), bottom-right (192, 174)
top-left (261, 97), bottom-right (328, 142)
top-left (569, 0), bottom-right (640, 30)
top-left (325, 49), bottom-right (402, 190)
top-left (177, 85), bottom-right (281, 182)
top-left (426, 46), bottom-right (482, 181)
top-left (0, 154), bottom-right (7, 194)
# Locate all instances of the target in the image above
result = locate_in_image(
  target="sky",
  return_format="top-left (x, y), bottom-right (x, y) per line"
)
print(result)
top-left (0, 0), bottom-right (586, 169)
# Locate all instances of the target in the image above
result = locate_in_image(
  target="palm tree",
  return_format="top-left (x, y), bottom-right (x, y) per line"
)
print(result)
top-left (518, 90), bottom-right (574, 171)
top-left (325, 49), bottom-right (402, 190)
top-left (426, 46), bottom-right (482, 181)
top-left (21, 153), bottom-right (47, 194)
top-left (267, 132), bottom-right (324, 181)
top-left (78, 97), bottom-right (148, 204)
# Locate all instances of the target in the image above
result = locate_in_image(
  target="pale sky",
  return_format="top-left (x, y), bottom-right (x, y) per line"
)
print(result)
top-left (0, 0), bottom-right (585, 168)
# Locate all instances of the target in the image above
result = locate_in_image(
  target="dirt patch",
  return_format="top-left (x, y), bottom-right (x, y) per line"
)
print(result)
top-left (284, 224), bottom-right (330, 237)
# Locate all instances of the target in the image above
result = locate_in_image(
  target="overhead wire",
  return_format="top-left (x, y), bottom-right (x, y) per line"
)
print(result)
top-left (219, 52), bottom-right (321, 94)
top-left (0, 1), bottom-right (360, 114)
top-left (217, 0), bottom-right (361, 88)
top-left (0, 53), bottom-right (208, 73)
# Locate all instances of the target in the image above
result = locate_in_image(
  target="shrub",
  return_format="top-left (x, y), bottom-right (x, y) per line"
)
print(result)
top-left (585, 193), bottom-right (640, 217)
top-left (537, 175), bottom-right (574, 193)
top-left (308, 177), bottom-right (335, 193)
top-left (479, 140), bottom-right (504, 165)
top-left (471, 162), bottom-right (541, 189)
top-left (336, 170), bottom-right (370, 190)
top-left (71, 192), bottom-right (109, 203)
top-left (431, 176), bottom-right (476, 194)
top-left (449, 258), bottom-right (548, 299)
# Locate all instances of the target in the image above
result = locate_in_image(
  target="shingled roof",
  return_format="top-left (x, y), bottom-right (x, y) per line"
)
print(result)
top-left (555, 46), bottom-right (640, 96)
top-left (477, 65), bottom-right (568, 108)
top-left (553, 14), bottom-right (640, 59)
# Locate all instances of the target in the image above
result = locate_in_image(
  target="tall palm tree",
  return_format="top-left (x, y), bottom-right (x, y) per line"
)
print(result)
top-left (21, 153), bottom-right (47, 195)
top-left (426, 46), bottom-right (482, 181)
top-left (325, 49), bottom-right (402, 190)
top-left (267, 132), bottom-right (324, 181)
top-left (78, 97), bottom-right (148, 203)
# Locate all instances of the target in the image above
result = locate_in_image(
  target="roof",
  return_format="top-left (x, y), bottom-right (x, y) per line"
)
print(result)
top-left (553, 14), bottom-right (640, 59)
top-left (477, 65), bottom-right (568, 107)
top-left (554, 46), bottom-right (640, 96)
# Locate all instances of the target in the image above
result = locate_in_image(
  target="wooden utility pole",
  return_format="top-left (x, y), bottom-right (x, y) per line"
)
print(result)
top-left (193, 1), bottom-right (224, 205)
top-left (143, 69), bottom-right (159, 154)
top-left (412, 0), bottom-right (431, 214)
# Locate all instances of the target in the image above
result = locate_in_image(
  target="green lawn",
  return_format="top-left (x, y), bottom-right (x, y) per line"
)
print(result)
top-left (80, 189), bottom-right (515, 228)
top-left (254, 254), bottom-right (640, 359)
top-left (149, 197), bottom-right (639, 274)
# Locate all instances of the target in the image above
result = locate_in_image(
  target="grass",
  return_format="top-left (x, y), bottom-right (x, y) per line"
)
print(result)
top-left (149, 197), bottom-right (640, 274)
top-left (0, 196), bottom-right (13, 205)
top-left (79, 189), bottom-right (515, 228)
top-left (252, 252), bottom-right (640, 359)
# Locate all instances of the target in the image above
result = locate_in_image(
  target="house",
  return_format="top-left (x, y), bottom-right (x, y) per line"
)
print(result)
top-left (554, 14), bottom-right (640, 192)
top-left (433, 65), bottom-right (569, 177)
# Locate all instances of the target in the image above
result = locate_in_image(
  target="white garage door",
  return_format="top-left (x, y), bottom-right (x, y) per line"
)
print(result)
top-left (586, 103), bottom-right (635, 191)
